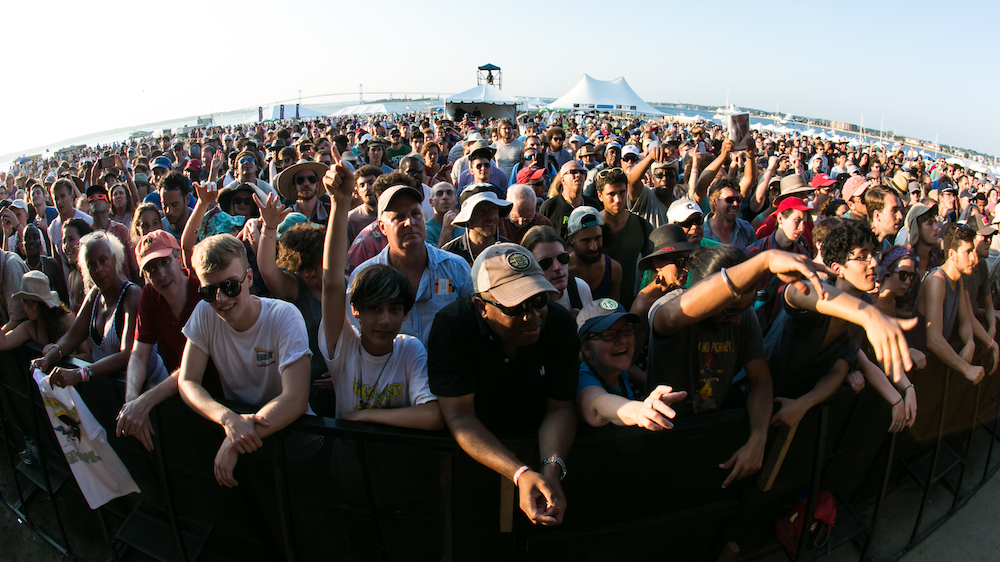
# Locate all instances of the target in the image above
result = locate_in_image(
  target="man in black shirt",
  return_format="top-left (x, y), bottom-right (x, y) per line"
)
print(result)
top-left (428, 243), bottom-right (578, 526)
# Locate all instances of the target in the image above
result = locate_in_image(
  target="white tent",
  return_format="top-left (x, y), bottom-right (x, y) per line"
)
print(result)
top-left (444, 85), bottom-right (520, 121)
top-left (330, 101), bottom-right (441, 117)
top-left (546, 75), bottom-right (664, 116)
top-left (259, 104), bottom-right (324, 121)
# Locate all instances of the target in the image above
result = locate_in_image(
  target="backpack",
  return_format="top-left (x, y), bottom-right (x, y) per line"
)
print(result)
top-left (775, 490), bottom-right (837, 554)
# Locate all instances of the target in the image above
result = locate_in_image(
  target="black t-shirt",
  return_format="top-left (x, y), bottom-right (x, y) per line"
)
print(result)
top-left (427, 297), bottom-right (579, 434)
top-left (763, 285), bottom-right (865, 398)
top-left (539, 194), bottom-right (603, 240)
top-left (647, 289), bottom-right (766, 416)
top-left (601, 213), bottom-right (654, 310)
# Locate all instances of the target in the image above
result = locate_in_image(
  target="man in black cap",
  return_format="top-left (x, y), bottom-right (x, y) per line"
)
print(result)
top-left (456, 142), bottom-right (508, 194)
top-left (428, 243), bottom-right (578, 526)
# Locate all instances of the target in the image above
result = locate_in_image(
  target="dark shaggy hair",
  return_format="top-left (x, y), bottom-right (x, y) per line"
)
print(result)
top-left (276, 223), bottom-right (325, 275)
top-left (821, 218), bottom-right (876, 267)
top-left (350, 264), bottom-right (415, 314)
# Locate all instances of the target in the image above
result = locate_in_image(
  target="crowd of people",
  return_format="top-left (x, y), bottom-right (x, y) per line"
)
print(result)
top-left (2, 110), bottom-right (998, 526)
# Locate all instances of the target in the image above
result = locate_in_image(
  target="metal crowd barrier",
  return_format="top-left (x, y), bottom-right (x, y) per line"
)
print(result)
top-left (2, 341), bottom-right (1000, 562)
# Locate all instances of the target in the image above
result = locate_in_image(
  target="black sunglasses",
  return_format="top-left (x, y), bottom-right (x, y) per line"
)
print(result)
top-left (478, 292), bottom-right (548, 317)
top-left (676, 215), bottom-right (703, 229)
top-left (231, 196), bottom-right (253, 206)
top-left (199, 270), bottom-right (248, 303)
top-left (537, 252), bottom-right (570, 271)
top-left (295, 175), bottom-right (318, 186)
top-left (893, 269), bottom-right (917, 283)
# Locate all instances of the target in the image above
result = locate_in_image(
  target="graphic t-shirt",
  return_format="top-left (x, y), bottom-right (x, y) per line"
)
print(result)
top-left (647, 289), bottom-right (765, 415)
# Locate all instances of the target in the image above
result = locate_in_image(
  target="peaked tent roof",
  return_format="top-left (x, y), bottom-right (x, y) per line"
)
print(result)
top-left (545, 75), bottom-right (664, 116)
top-left (444, 84), bottom-right (520, 105)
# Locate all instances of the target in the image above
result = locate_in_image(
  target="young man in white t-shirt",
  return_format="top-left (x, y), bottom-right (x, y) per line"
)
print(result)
top-left (318, 150), bottom-right (442, 429)
top-left (178, 233), bottom-right (311, 488)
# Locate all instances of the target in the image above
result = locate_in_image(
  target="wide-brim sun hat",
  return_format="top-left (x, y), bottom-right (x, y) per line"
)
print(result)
top-left (12, 270), bottom-right (59, 308)
top-left (275, 161), bottom-right (330, 200)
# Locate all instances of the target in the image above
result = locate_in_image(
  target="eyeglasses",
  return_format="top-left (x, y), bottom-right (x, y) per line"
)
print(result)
top-left (524, 153), bottom-right (540, 160)
top-left (565, 168), bottom-right (586, 176)
top-left (478, 292), bottom-right (548, 317)
top-left (591, 324), bottom-right (635, 342)
top-left (238, 157), bottom-right (255, 165)
top-left (621, 155), bottom-right (639, 163)
top-left (847, 251), bottom-right (876, 264)
top-left (552, 137), bottom-right (565, 142)
top-left (595, 167), bottom-right (624, 179)
top-left (87, 193), bottom-right (109, 203)
top-left (893, 269), bottom-right (917, 283)
top-left (232, 196), bottom-right (253, 206)
top-left (474, 163), bottom-right (492, 169)
top-left (199, 270), bottom-right (248, 303)
top-left (660, 255), bottom-right (688, 270)
top-left (295, 175), bottom-right (318, 186)
top-left (537, 252), bottom-right (570, 271)
top-left (723, 196), bottom-right (743, 205)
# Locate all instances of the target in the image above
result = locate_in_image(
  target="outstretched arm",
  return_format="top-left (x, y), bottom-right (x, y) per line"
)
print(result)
top-left (577, 384), bottom-right (686, 430)
top-left (652, 250), bottom-right (829, 337)
top-left (785, 281), bottom-right (915, 382)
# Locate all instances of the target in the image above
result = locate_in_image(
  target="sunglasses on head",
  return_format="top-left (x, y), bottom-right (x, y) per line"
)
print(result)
top-left (199, 270), bottom-right (248, 303)
top-left (295, 175), bottom-right (318, 186)
top-left (478, 292), bottom-right (548, 317)
top-left (893, 269), bottom-right (917, 283)
top-left (537, 252), bottom-right (570, 271)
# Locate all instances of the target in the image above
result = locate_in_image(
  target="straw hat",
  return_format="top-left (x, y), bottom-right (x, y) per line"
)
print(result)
top-left (275, 160), bottom-right (330, 200)
top-left (12, 270), bottom-right (59, 308)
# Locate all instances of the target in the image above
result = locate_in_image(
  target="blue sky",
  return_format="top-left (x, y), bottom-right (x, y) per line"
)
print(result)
top-left (3, 0), bottom-right (998, 160)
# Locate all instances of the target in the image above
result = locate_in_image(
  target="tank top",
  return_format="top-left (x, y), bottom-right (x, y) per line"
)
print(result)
top-left (593, 254), bottom-right (614, 299)
top-left (88, 283), bottom-right (168, 388)
top-left (930, 268), bottom-right (960, 341)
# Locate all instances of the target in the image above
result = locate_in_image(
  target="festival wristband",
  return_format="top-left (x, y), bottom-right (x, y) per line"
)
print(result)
top-left (512, 465), bottom-right (531, 487)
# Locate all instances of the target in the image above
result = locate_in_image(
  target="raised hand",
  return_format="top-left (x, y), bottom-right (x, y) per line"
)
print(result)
top-left (322, 146), bottom-right (356, 205)
top-left (193, 181), bottom-right (220, 208)
top-left (253, 192), bottom-right (291, 230)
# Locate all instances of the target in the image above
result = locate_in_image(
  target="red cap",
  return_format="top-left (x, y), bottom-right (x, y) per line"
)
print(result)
top-left (184, 158), bottom-right (202, 171)
top-left (776, 196), bottom-right (811, 214)
top-left (135, 230), bottom-right (180, 271)
top-left (810, 173), bottom-right (835, 188)
top-left (517, 167), bottom-right (545, 184)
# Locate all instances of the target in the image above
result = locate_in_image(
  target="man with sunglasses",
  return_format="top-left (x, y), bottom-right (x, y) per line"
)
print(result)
top-left (667, 198), bottom-right (720, 248)
top-left (179, 233), bottom-right (312, 488)
top-left (86, 185), bottom-right (139, 283)
top-left (457, 143), bottom-right (508, 195)
top-left (703, 178), bottom-right (757, 251)
top-left (583, 141), bottom-right (622, 197)
top-left (625, 144), bottom-right (678, 228)
top-left (275, 160), bottom-right (330, 226)
top-left (225, 150), bottom-right (277, 199)
top-left (539, 161), bottom-right (602, 240)
top-left (545, 126), bottom-right (573, 172)
top-left (428, 243), bottom-right (579, 526)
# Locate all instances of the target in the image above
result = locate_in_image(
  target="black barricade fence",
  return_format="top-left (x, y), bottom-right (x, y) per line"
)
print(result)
top-left (3, 343), bottom-right (1000, 562)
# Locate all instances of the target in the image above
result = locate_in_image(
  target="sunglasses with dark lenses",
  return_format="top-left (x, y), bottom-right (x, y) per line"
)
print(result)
top-left (232, 196), bottom-right (253, 206)
top-left (677, 216), bottom-right (704, 229)
top-left (621, 155), bottom-right (639, 162)
top-left (665, 255), bottom-right (688, 270)
top-left (479, 292), bottom-right (549, 317)
top-left (524, 153), bottom-right (540, 160)
top-left (894, 269), bottom-right (917, 283)
top-left (295, 175), bottom-right (318, 186)
top-left (537, 252), bottom-right (570, 271)
top-left (592, 324), bottom-right (636, 342)
top-left (198, 271), bottom-right (248, 303)
top-left (723, 196), bottom-right (743, 205)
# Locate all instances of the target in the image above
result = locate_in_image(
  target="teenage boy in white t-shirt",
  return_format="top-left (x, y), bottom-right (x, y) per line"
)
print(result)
top-left (318, 148), bottom-right (442, 429)
top-left (178, 233), bottom-right (312, 488)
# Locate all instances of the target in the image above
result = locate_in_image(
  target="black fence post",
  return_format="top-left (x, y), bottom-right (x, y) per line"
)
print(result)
top-left (271, 432), bottom-right (297, 562)
top-left (794, 403), bottom-right (829, 562)
top-left (909, 367), bottom-right (950, 545)
top-left (858, 432), bottom-right (896, 562)
top-left (152, 407), bottom-right (189, 562)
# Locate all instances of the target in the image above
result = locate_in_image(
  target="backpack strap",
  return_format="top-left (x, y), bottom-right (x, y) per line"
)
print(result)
top-left (567, 276), bottom-right (583, 310)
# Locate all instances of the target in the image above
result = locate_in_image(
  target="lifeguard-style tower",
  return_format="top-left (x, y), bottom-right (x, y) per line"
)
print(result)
top-left (477, 64), bottom-right (502, 90)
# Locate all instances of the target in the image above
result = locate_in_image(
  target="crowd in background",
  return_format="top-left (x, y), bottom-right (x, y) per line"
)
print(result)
top-left (1, 109), bottom-right (997, 525)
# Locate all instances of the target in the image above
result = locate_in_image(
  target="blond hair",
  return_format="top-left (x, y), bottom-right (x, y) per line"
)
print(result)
top-left (192, 234), bottom-right (248, 275)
